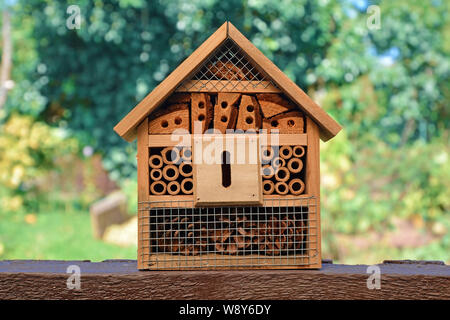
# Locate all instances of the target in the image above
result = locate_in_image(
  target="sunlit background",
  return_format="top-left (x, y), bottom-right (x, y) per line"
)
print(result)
top-left (0, 0), bottom-right (448, 264)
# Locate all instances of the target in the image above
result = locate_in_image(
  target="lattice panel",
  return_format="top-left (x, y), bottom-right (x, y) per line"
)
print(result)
top-left (177, 39), bottom-right (279, 92)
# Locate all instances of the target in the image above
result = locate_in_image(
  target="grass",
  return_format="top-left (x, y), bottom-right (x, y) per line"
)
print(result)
top-left (0, 209), bottom-right (136, 261)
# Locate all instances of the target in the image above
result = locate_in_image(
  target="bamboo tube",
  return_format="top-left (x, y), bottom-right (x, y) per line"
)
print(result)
top-left (179, 162), bottom-right (193, 177)
top-left (272, 157), bottom-right (285, 168)
top-left (279, 145), bottom-right (293, 159)
top-left (150, 181), bottom-right (166, 195)
top-left (149, 154), bottom-right (163, 169)
top-left (262, 165), bottom-right (275, 179)
top-left (263, 180), bottom-right (275, 195)
top-left (150, 168), bottom-right (163, 181)
top-left (288, 179), bottom-right (305, 195)
top-left (162, 164), bottom-right (179, 181)
top-left (161, 147), bottom-right (181, 164)
top-left (287, 158), bottom-right (303, 173)
top-left (167, 181), bottom-right (181, 195)
top-left (275, 182), bottom-right (289, 195)
top-left (292, 145), bottom-right (305, 158)
top-left (180, 147), bottom-right (192, 162)
top-left (261, 146), bottom-right (275, 162)
top-left (274, 166), bottom-right (290, 182)
top-left (181, 178), bottom-right (194, 194)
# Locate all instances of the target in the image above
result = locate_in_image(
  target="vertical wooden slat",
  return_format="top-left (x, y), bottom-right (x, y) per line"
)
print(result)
top-left (137, 119), bottom-right (149, 270)
top-left (306, 116), bottom-right (321, 269)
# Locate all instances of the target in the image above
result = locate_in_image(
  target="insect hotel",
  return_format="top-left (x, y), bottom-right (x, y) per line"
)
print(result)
top-left (114, 22), bottom-right (341, 270)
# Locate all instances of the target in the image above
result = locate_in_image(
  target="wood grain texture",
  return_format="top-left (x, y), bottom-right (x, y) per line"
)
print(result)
top-left (148, 104), bottom-right (189, 134)
top-left (137, 120), bottom-right (149, 269)
top-left (213, 92), bottom-right (240, 133)
top-left (114, 22), bottom-right (228, 141)
top-left (0, 260), bottom-right (448, 300)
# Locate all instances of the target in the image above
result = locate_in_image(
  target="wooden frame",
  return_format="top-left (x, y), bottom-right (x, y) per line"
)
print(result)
top-left (175, 80), bottom-right (280, 93)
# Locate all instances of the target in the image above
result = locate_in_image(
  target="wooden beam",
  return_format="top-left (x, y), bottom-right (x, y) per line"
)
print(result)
top-left (1, 260), bottom-right (448, 299)
top-left (176, 80), bottom-right (280, 93)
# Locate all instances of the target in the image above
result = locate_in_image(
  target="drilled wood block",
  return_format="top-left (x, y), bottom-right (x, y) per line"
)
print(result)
top-left (191, 93), bottom-right (213, 133)
top-left (257, 93), bottom-right (295, 118)
top-left (148, 104), bottom-right (190, 134)
top-left (263, 111), bottom-right (304, 134)
top-left (236, 95), bottom-right (262, 131)
top-left (213, 92), bottom-right (240, 133)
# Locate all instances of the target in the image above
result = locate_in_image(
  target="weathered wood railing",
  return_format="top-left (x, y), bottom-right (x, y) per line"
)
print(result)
top-left (0, 259), bottom-right (448, 300)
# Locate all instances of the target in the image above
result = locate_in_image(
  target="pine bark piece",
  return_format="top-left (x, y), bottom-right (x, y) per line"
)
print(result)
top-left (262, 111), bottom-right (304, 134)
top-left (213, 92), bottom-right (240, 133)
top-left (236, 95), bottom-right (262, 131)
top-left (256, 94), bottom-right (296, 118)
top-left (148, 104), bottom-right (190, 134)
top-left (191, 93), bottom-right (213, 133)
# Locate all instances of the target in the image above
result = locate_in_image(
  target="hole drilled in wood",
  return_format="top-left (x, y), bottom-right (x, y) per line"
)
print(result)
top-left (271, 120), bottom-right (279, 127)
top-left (287, 119), bottom-right (295, 127)
top-left (198, 114), bottom-right (205, 121)
top-left (221, 116), bottom-right (228, 123)
top-left (161, 120), bottom-right (169, 128)
top-left (174, 117), bottom-right (182, 125)
top-left (221, 151), bottom-right (231, 188)
top-left (221, 101), bottom-right (228, 108)
top-left (198, 102), bottom-right (205, 109)
top-left (245, 116), bottom-right (253, 124)
top-left (246, 105), bottom-right (254, 112)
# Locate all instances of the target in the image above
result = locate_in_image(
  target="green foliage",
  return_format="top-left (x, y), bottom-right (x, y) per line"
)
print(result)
top-left (0, 114), bottom-right (79, 212)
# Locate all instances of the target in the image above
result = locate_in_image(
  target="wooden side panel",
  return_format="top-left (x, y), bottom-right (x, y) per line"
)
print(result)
top-left (262, 111), bottom-right (304, 134)
top-left (148, 104), bottom-right (189, 134)
top-left (236, 95), bottom-right (262, 131)
top-left (213, 93), bottom-right (240, 133)
top-left (191, 93), bottom-right (213, 133)
top-left (137, 119), bottom-right (150, 270)
top-left (305, 116), bottom-right (321, 269)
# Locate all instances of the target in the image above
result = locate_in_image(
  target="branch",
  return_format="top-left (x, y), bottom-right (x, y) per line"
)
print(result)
top-left (0, 10), bottom-right (12, 109)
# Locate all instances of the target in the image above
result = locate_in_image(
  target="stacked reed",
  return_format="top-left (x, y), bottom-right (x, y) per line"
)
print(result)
top-left (261, 145), bottom-right (306, 196)
top-left (148, 147), bottom-right (194, 195)
top-left (152, 210), bottom-right (308, 256)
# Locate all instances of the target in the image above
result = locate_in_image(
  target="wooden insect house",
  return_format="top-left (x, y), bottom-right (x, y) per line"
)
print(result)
top-left (114, 22), bottom-right (341, 270)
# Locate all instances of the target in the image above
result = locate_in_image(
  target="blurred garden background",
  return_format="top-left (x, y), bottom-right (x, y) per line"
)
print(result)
top-left (0, 0), bottom-right (448, 264)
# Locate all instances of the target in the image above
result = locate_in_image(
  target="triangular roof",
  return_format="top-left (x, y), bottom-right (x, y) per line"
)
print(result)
top-left (114, 22), bottom-right (341, 142)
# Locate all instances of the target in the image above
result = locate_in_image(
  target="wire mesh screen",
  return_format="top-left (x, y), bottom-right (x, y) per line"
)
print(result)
top-left (176, 38), bottom-right (278, 92)
top-left (138, 197), bottom-right (318, 270)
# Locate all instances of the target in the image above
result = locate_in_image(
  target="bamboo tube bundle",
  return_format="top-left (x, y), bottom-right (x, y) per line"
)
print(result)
top-left (272, 156), bottom-right (285, 169)
top-left (150, 181), bottom-right (167, 195)
top-left (279, 145), bottom-right (293, 159)
top-left (162, 164), bottom-right (179, 181)
top-left (161, 147), bottom-right (181, 165)
top-left (288, 179), bottom-right (305, 195)
top-left (261, 146), bottom-right (275, 163)
top-left (262, 180), bottom-right (275, 195)
top-left (181, 178), bottom-right (194, 194)
top-left (262, 164), bottom-right (275, 179)
top-left (274, 167), bottom-right (290, 182)
top-left (180, 147), bottom-right (192, 163)
top-left (150, 168), bottom-right (162, 181)
top-left (275, 181), bottom-right (289, 195)
top-left (167, 181), bottom-right (181, 195)
top-left (149, 154), bottom-right (163, 169)
top-left (179, 162), bottom-right (193, 177)
top-left (292, 145), bottom-right (305, 158)
top-left (287, 158), bottom-right (303, 173)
